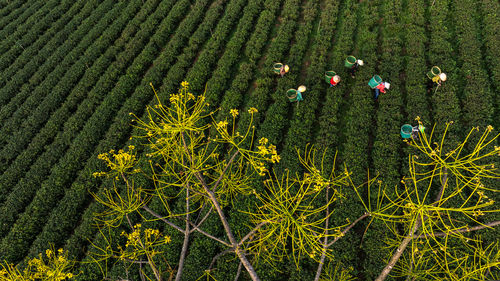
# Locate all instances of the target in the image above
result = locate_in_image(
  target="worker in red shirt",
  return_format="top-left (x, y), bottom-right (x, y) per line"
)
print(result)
top-left (330, 75), bottom-right (340, 87)
top-left (374, 82), bottom-right (390, 100)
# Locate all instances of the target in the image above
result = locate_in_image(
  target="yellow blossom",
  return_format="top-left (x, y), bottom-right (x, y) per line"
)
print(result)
top-left (230, 109), bottom-right (239, 118)
top-left (248, 107), bottom-right (258, 114)
top-left (181, 81), bottom-right (189, 88)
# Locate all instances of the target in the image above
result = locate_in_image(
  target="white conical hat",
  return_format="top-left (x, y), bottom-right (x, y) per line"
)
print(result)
top-left (439, 73), bottom-right (447, 81)
top-left (284, 65), bottom-right (290, 72)
top-left (384, 82), bottom-right (390, 89)
top-left (333, 75), bottom-right (340, 82)
top-left (298, 85), bottom-right (306, 92)
top-left (357, 59), bottom-right (364, 66)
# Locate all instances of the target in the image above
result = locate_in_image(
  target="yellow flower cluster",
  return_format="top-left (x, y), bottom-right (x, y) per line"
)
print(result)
top-left (230, 109), bottom-right (239, 118)
top-left (0, 248), bottom-right (74, 280)
top-left (118, 224), bottom-right (171, 261)
top-left (94, 146), bottom-right (139, 179)
top-left (248, 107), bottom-right (258, 114)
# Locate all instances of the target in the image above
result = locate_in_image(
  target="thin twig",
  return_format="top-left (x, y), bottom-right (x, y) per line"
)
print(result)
top-left (212, 150), bottom-right (240, 192)
top-left (326, 212), bottom-right (371, 248)
top-left (417, 220), bottom-right (500, 238)
top-left (234, 262), bottom-right (243, 281)
top-left (142, 205), bottom-right (184, 233)
top-left (314, 187), bottom-right (330, 281)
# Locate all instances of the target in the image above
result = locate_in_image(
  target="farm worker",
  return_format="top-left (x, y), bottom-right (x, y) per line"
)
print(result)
top-left (411, 124), bottom-right (425, 139)
top-left (350, 59), bottom-right (364, 78)
top-left (431, 72), bottom-right (447, 86)
top-left (330, 75), bottom-right (340, 87)
top-left (280, 65), bottom-right (289, 77)
top-left (374, 82), bottom-right (389, 100)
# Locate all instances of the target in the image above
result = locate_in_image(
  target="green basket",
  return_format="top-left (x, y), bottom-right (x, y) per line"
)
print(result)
top-left (426, 66), bottom-right (441, 79)
top-left (368, 75), bottom-right (382, 88)
top-left (401, 124), bottom-right (413, 139)
top-left (287, 89), bottom-right (298, 102)
top-left (325, 71), bottom-right (336, 84)
top-left (273, 63), bottom-right (283, 74)
top-left (344, 56), bottom-right (356, 68)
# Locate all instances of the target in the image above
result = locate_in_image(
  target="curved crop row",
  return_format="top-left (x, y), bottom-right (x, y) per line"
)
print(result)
top-left (0, 0), bottom-right (165, 214)
top-left (203, 0), bottom-right (264, 108)
top-left (65, 0), bottom-right (231, 277)
top-left (333, 1), bottom-right (380, 276)
top-left (214, 0), bottom-right (283, 120)
top-left (315, 0), bottom-right (358, 165)
top-left (452, 0), bottom-right (493, 127)
top-left (0, 1), bottom-right (44, 50)
top-left (478, 0), bottom-right (500, 129)
top-left (0, 0), bottom-right (89, 97)
top-left (0, 1), bottom-right (25, 30)
top-left (428, 0), bottom-right (460, 141)
top-left (278, 0), bottom-right (342, 173)
top-left (0, 0), bottom-right (145, 263)
top-left (0, 0), bottom-right (99, 126)
top-left (257, 0), bottom-right (317, 148)
top-left (0, 0), bottom-right (118, 147)
top-left (0, 0), bottom-right (120, 179)
top-left (0, 0), bottom-right (70, 74)
top-left (184, 0), bottom-right (249, 93)
top-left (364, 0), bottom-right (404, 277)
top-left (234, 0), bottom-right (301, 136)
top-left (2, 0), bottom-right (210, 267)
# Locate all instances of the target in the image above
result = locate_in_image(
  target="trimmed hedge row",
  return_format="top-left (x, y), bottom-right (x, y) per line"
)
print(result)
top-left (0, 0), bottom-right (119, 149)
top-left (478, 0), bottom-right (500, 129)
top-left (0, 1), bottom-right (45, 55)
top-left (0, 1), bottom-right (116, 203)
top-left (203, 0), bottom-right (264, 108)
top-left (184, 0), bottom-right (249, 93)
top-left (0, 0), bottom-right (70, 74)
top-left (278, 0), bottom-right (341, 173)
top-left (402, 0), bottom-right (430, 122)
top-left (0, 0), bottom-right (167, 203)
top-left (256, 0), bottom-right (316, 148)
top-left (333, 1), bottom-right (380, 277)
top-left (0, 1), bottom-right (25, 30)
top-left (314, 0), bottom-right (358, 166)
top-left (214, 0), bottom-right (283, 121)
top-left (452, 0), bottom-right (493, 127)
top-left (428, 0), bottom-right (461, 141)
top-left (0, 0), bottom-right (144, 263)
top-left (364, 0), bottom-right (404, 277)
top-left (234, 0), bottom-right (301, 139)
top-left (0, 0), bottom-right (90, 105)
top-left (0, 1), bottom-right (113, 128)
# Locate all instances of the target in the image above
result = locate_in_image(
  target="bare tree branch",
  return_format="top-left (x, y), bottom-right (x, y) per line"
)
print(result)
top-left (326, 212), bottom-right (371, 248)
top-left (142, 205), bottom-right (184, 233)
top-left (212, 150), bottom-right (240, 192)
top-left (234, 262), bottom-right (243, 281)
top-left (417, 220), bottom-right (500, 238)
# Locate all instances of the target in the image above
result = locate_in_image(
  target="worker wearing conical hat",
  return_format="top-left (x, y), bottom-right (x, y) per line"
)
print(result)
top-left (374, 82), bottom-right (390, 100)
top-left (350, 59), bottom-right (364, 78)
top-left (431, 72), bottom-right (447, 86)
top-left (330, 75), bottom-right (340, 87)
top-left (280, 65), bottom-right (289, 77)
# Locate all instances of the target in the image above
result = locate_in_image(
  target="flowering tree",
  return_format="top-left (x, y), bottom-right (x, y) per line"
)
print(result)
top-left (89, 82), bottom-right (500, 281)
top-left (90, 82), bottom-right (363, 281)
top-left (0, 248), bottom-right (74, 280)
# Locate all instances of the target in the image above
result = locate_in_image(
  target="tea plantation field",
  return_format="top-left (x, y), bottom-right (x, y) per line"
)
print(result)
top-left (0, 0), bottom-right (498, 280)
